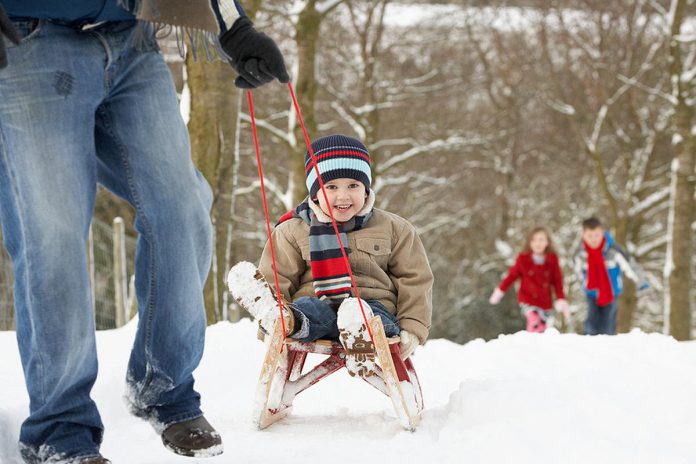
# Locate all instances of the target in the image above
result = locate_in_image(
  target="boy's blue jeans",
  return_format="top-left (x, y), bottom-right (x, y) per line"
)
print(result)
top-left (0, 20), bottom-right (212, 460)
top-left (584, 297), bottom-right (618, 335)
top-left (290, 297), bottom-right (401, 342)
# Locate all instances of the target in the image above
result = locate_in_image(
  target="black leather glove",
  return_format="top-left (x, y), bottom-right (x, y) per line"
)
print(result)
top-left (220, 16), bottom-right (289, 89)
top-left (0, 5), bottom-right (21, 69)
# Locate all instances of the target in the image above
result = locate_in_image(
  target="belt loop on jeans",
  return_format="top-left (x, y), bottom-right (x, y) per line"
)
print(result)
top-left (81, 21), bottom-right (107, 31)
top-left (48, 18), bottom-right (106, 31)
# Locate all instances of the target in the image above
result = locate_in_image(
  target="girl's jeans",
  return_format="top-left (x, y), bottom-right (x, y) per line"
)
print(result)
top-left (0, 20), bottom-right (212, 460)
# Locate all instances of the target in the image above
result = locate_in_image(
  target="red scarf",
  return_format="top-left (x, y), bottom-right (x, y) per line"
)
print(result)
top-left (584, 237), bottom-right (614, 306)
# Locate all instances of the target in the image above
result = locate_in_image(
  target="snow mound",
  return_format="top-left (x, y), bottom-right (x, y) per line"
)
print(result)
top-left (1, 323), bottom-right (695, 463)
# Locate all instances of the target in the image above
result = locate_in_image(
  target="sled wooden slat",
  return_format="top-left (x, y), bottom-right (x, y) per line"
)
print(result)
top-left (370, 317), bottom-right (422, 431)
top-left (253, 319), bottom-right (287, 429)
top-left (252, 317), bottom-right (424, 431)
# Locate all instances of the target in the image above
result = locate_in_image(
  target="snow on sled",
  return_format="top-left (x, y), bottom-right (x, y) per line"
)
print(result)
top-left (253, 317), bottom-right (424, 432)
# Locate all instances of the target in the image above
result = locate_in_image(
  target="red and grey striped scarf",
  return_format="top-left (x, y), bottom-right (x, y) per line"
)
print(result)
top-left (278, 194), bottom-right (374, 305)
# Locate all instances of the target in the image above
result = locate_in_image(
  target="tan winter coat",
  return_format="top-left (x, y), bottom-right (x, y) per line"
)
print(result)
top-left (258, 207), bottom-right (433, 343)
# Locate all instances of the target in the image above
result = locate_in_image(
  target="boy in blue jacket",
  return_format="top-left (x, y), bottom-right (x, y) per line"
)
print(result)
top-left (573, 217), bottom-right (650, 335)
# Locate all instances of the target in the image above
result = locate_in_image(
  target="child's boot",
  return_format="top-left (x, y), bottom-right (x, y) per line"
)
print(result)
top-left (227, 261), bottom-right (294, 335)
top-left (337, 298), bottom-right (376, 377)
top-left (526, 310), bottom-right (546, 333)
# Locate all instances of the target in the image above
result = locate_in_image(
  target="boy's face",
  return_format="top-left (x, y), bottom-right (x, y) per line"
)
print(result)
top-left (582, 227), bottom-right (604, 249)
top-left (316, 178), bottom-right (367, 222)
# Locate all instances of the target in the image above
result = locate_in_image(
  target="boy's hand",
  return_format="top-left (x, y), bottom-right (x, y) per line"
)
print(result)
top-left (489, 288), bottom-right (504, 305)
top-left (556, 298), bottom-right (570, 322)
top-left (399, 330), bottom-right (419, 360)
top-left (0, 5), bottom-right (21, 69)
top-left (220, 17), bottom-right (289, 89)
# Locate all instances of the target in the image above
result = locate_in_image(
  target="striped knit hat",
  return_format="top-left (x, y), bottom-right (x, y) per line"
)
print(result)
top-left (305, 134), bottom-right (372, 198)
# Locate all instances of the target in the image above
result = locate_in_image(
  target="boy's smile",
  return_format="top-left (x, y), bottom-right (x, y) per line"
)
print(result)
top-left (316, 178), bottom-right (367, 222)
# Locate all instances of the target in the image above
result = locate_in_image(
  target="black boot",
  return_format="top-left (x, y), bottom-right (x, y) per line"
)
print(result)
top-left (78, 458), bottom-right (111, 464)
top-left (161, 416), bottom-right (223, 457)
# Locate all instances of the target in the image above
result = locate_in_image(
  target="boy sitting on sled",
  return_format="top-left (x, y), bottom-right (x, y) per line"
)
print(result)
top-left (228, 134), bottom-right (433, 377)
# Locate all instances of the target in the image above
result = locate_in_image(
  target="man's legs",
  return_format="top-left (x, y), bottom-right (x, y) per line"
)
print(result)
top-left (90, 23), bottom-right (213, 430)
top-left (0, 20), bottom-right (106, 461)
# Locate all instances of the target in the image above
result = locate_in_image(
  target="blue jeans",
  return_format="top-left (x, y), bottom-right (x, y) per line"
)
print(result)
top-left (584, 297), bottom-right (618, 335)
top-left (0, 20), bottom-right (213, 461)
top-left (290, 297), bottom-right (400, 342)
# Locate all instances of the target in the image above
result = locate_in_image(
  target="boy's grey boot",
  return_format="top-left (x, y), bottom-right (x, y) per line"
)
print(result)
top-left (161, 416), bottom-right (223, 457)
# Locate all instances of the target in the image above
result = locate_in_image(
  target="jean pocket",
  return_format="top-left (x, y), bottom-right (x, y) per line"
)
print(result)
top-left (8, 19), bottom-right (43, 47)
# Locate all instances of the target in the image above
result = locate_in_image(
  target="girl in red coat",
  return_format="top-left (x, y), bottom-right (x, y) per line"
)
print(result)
top-left (489, 227), bottom-right (570, 332)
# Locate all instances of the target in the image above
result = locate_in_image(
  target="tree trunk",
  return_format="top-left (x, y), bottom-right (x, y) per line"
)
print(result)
top-left (667, 120), bottom-right (695, 340)
top-left (614, 217), bottom-right (633, 333)
top-left (665, 0), bottom-right (695, 341)
top-left (616, 218), bottom-right (642, 333)
top-left (292, 0), bottom-right (321, 205)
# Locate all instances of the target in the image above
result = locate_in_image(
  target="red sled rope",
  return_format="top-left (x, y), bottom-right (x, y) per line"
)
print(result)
top-left (245, 84), bottom-right (375, 346)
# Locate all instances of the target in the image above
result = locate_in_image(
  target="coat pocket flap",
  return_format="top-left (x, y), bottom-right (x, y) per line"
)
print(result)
top-left (356, 238), bottom-right (391, 256)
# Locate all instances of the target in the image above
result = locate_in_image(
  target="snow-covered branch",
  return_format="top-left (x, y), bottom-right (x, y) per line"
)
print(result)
top-left (318, 0), bottom-right (344, 16)
top-left (232, 175), bottom-right (294, 211)
top-left (329, 102), bottom-right (366, 140)
top-left (635, 234), bottom-right (668, 258)
top-left (544, 98), bottom-right (576, 116)
top-left (616, 74), bottom-right (678, 105)
top-left (377, 136), bottom-right (487, 173)
top-left (371, 138), bottom-right (418, 150)
top-left (415, 215), bottom-right (470, 236)
top-left (239, 113), bottom-right (292, 146)
top-left (628, 187), bottom-right (671, 216)
top-left (586, 39), bottom-right (664, 153)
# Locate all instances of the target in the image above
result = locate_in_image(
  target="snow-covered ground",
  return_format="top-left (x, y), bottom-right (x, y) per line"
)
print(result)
top-left (2, 321), bottom-right (696, 464)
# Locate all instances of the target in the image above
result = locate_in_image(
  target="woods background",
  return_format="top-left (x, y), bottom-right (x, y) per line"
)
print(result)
top-left (85, 0), bottom-right (696, 342)
top-left (2, 0), bottom-right (694, 343)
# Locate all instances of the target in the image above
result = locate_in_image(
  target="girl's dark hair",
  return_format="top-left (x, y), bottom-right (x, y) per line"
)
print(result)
top-left (522, 227), bottom-right (556, 255)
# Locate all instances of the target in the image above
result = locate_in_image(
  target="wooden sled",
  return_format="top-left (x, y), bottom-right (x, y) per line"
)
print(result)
top-left (253, 317), bottom-right (424, 431)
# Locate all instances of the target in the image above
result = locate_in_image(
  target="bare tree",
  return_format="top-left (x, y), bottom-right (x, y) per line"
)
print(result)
top-left (662, 0), bottom-right (695, 340)
top-left (536, 1), bottom-right (673, 331)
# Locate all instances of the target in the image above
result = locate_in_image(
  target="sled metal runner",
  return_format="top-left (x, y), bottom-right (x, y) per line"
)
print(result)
top-left (253, 317), bottom-right (424, 431)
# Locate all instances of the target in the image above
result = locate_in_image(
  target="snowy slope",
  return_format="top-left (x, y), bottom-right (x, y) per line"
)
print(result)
top-left (1, 321), bottom-right (696, 464)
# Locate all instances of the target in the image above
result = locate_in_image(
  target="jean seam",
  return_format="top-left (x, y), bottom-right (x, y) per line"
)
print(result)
top-left (0, 122), bottom-right (46, 405)
top-left (89, 31), bottom-right (113, 90)
top-left (97, 105), bottom-right (158, 392)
